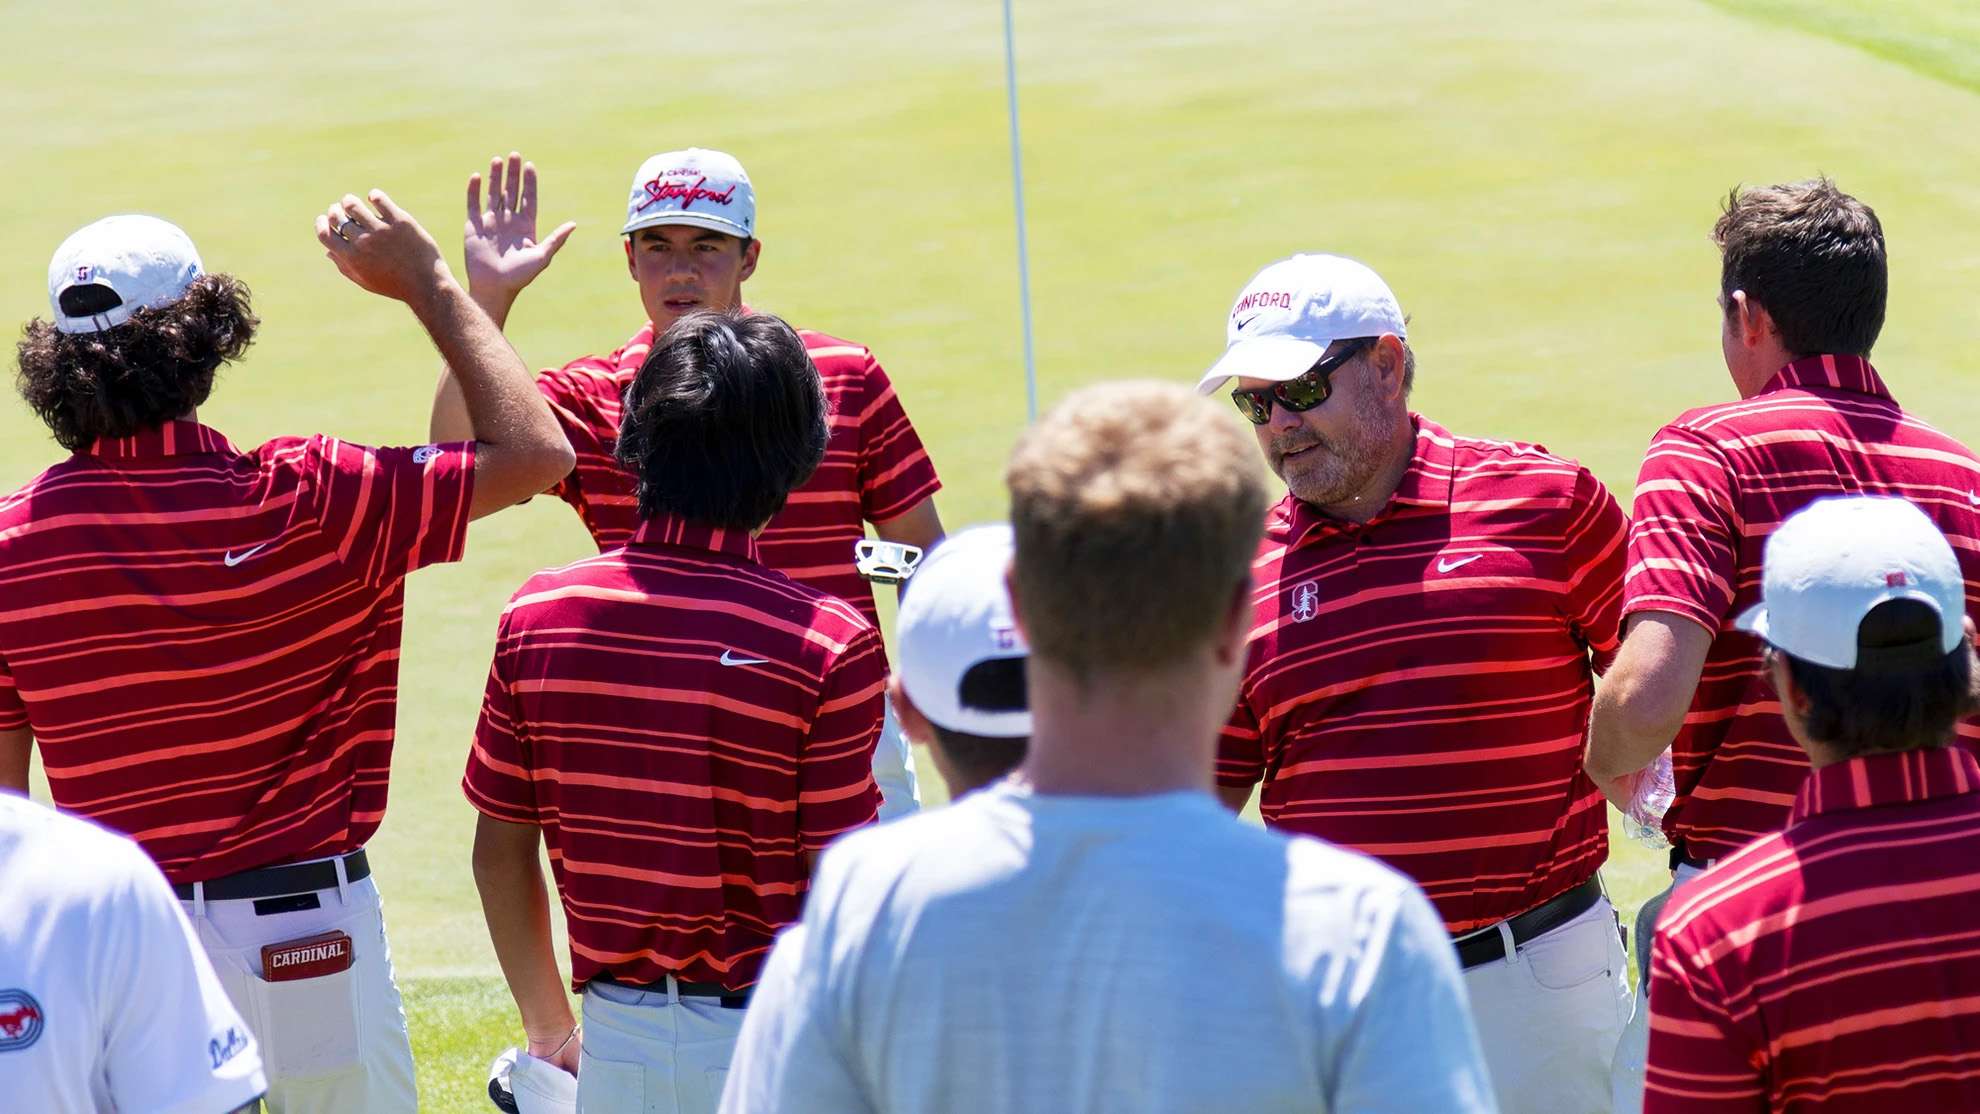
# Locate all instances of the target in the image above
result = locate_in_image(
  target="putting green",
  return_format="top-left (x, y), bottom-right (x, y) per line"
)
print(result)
top-left (6, 0), bottom-right (1979, 1103)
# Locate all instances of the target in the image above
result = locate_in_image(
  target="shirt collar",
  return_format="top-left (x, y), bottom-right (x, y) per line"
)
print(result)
top-left (1789, 746), bottom-right (1980, 824)
top-left (616, 305), bottom-right (759, 373)
top-left (629, 513), bottom-right (761, 563)
top-left (1759, 354), bottom-right (1894, 400)
top-left (1286, 414), bottom-right (1451, 543)
top-left (616, 322), bottom-right (658, 373)
top-left (86, 419), bottom-right (238, 459)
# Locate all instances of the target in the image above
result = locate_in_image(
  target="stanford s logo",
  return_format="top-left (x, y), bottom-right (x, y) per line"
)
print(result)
top-left (0, 989), bottom-right (44, 1052)
top-left (1289, 580), bottom-right (1321, 624)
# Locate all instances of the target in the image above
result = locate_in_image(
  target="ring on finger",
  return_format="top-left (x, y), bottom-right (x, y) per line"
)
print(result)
top-left (335, 217), bottom-right (360, 240)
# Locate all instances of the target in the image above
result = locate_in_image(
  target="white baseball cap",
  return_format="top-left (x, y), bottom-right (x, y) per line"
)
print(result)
top-left (622, 148), bottom-right (756, 240)
top-left (896, 525), bottom-right (1031, 738)
top-left (1735, 496), bottom-right (1967, 670)
top-left (46, 215), bottom-right (204, 334)
top-left (486, 1048), bottom-right (576, 1114)
top-left (1196, 253), bottom-right (1407, 394)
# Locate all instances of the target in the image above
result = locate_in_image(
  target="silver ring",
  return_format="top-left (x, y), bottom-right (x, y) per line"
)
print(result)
top-left (335, 217), bottom-right (359, 240)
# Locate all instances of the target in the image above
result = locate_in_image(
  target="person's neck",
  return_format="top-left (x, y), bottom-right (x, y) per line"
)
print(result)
top-left (1316, 422), bottom-right (1415, 525)
top-left (1013, 658), bottom-right (1224, 798)
top-left (1732, 349), bottom-right (1801, 400)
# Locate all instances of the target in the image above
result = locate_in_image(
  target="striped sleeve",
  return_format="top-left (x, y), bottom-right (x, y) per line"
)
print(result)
top-left (1560, 464), bottom-right (1627, 671)
top-left (854, 352), bottom-right (941, 524)
top-left (300, 435), bottom-right (475, 586)
top-left (1624, 424), bottom-right (1739, 634)
top-left (462, 611), bottom-right (538, 825)
top-left (1644, 927), bottom-right (1768, 1113)
top-left (0, 648), bottom-right (25, 730)
top-left (795, 627), bottom-right (886, 853)
top-left (1217, 687), bottom-right (1266, 791)
top-left (536, 361), bottom-right (617, 505)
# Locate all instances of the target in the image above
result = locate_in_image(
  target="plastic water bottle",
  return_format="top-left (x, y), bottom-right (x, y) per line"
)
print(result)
top-left (1624, 750), bottom-right (1675, 850)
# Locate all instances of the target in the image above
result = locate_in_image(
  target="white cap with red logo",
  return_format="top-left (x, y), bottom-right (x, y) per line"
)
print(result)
top-left (46, 215), bottom-right (204, 335)
top-left (1735, 495), bottom-right (1968, 670)
top-left (622, 148), bottom-right (756, 240)
top-left (1196, 253), bottom-right (1406, 394)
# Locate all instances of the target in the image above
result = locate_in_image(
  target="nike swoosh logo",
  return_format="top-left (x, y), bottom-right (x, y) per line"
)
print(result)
top-left (1969, 491), bottom-right (1979, 506)
top-left (719, 650), bottom-right (771, 667)
top-left (223, 543), bottom-right (269, 567)
top-left (1234, 313), bottom-right (1262, 332)
top-left (1435, 554), bottom-right (1483, 573)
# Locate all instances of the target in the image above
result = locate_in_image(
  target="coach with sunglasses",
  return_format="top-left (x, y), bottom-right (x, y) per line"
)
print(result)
top-left (1199, 253), bottom-right (1630, 1114)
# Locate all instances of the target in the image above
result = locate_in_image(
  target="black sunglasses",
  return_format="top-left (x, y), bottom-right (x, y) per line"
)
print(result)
top-left (1230, 337), bottom-right (1376, 426)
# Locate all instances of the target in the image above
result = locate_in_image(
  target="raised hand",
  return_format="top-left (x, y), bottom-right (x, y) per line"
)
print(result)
top-left (464, 151), bottom-right (576, 307)
top-left (315, 190), bottom-right (454, 305)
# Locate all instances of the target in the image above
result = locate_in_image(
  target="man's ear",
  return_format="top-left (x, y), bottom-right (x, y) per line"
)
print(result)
top-left (739, 238), bottom-right (762, 283)
top-left (1373, 334), bottom-right (1407, 401)
top-left (1004, 562), bottom-right (1028, 642)
top-left (1769, 651), bottom-right (1811, 717)
top-left (888, 674), bottom-right (934, 748)
top-left (1732, 290), bottom-right (1779, 349)
top-left (624, 238), bottom-right (636, 279)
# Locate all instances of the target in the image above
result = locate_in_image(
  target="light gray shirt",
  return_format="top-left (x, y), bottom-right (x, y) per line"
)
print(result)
top-left (720, 783), bottom-right (1496, 1113)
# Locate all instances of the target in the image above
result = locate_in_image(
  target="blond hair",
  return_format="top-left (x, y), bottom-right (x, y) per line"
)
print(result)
top-left (1006, 381), bottom-right (1267, 678)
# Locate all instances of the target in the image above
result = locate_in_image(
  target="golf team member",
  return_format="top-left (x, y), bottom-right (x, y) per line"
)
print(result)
top-left (431, 149), bottom-right (943, 819)
top-left (0, 202), bottom-right (575, 1112)
top-left (2, 791), bottom-right (266, 1113)
top-left (890, 524), bottom-right (1031, 799)
top-left (720, 382), bottom-right (1495, 1114)
top-left (465, 310), bottom-right (885, 1114)
top-left (1644, 497), bottom-right (1980, 1112)
top-left (1582, 180), bottom-right (1980, 1106)
top-left (1203, 254), bottom-right (1631, 1114)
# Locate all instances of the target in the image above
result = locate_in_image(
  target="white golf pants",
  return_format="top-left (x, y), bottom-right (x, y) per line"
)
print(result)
top-left (181, 861), bottom-right (417, 1114)
top-left (578, 977), bottom-right (749, 1114)
top-left (1463, 893), bottom-right (1633, 1114)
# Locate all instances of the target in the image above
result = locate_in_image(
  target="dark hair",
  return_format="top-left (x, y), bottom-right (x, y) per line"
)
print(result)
top-left (930, 726), bottom-right (1028, 793)
top-left (1778, 599), bottom-right (1978, 757)
top-left (1713, 178), bottom-right (1886, 358)
top-left (615, 310), bottom-right (827, 530)
top-left (14, 274), bottom-right (257, 451)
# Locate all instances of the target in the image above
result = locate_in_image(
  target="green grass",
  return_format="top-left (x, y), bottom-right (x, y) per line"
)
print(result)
top-left (7, 0), bottom-right (1980, 1104)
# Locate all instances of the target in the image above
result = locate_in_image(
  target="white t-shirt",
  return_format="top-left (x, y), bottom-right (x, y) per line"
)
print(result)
top-left (720, 784), bottom-right (1496, 1114)
top-left (0, 792), bottom-right (266, 1113)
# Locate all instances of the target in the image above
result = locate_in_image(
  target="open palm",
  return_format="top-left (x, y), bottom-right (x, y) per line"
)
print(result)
top-left (463, 151), bottom-right (576, 299)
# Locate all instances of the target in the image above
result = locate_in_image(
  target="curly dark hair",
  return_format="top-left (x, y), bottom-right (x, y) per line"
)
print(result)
top-left (14, 273), bottom-right (258, 451)
top-left (615, 309), bottom-right (828, 530)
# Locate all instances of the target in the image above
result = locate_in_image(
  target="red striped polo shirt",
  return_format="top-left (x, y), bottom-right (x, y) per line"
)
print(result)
top-left (536, 320), bottom-right (942, 627)
top-left (462, 512), bottom-right (885, 991)
top-left (0, 419), bottom-right (474, 884)
top-left (1645, 746), bottom-right (1980, 1113)
top-left (1218, 415), bottom-right (1626, 933)
top-left (1625, 355), bottom-right (1980, 860)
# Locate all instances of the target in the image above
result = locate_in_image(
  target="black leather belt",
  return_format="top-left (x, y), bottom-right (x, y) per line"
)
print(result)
top-left (171, 849), bottom-right (370, 902)
top-left (1668, 844), bottom-right (1714, 873)
top-left (1452, 877), bottom-right (1603, 970)
top-left (596, 974), bottom-right (751, 1010)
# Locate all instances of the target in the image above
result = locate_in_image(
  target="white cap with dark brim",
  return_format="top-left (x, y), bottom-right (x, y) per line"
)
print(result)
top-left (47, 215), bottom-right (203, 335)
top-left (896, 524), bottom-right (1031, 739)
top-left (1733, 495), bottom-right (1966, 670)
